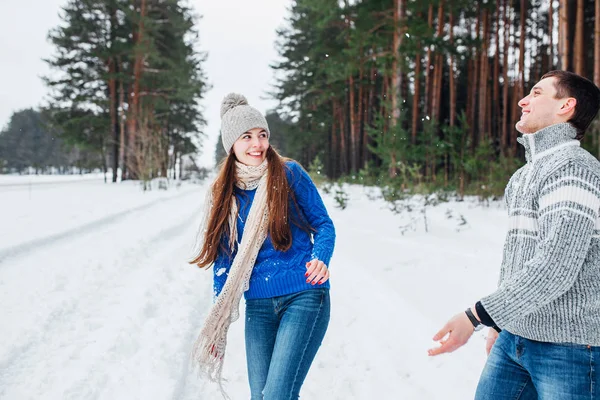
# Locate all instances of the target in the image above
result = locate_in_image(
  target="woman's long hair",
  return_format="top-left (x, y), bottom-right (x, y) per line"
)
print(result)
top-left (190, 146), bottom-right (301, 268)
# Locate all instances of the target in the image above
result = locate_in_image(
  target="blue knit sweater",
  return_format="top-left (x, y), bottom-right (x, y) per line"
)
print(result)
top-left (212, 161), bottom-right (336, 300)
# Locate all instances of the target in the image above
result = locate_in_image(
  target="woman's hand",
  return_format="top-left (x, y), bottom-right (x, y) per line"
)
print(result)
top-left (305, 259), bottom-right (329, 285)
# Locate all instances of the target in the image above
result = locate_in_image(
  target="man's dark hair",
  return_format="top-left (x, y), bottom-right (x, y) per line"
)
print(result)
top-left (541, 70), bottom-right (600, 140)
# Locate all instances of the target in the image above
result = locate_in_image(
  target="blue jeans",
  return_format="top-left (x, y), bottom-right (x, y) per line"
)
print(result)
top-left (245, 288), bottom-right (330, 400)
top-left (475, 330), bottom-right (599, 399)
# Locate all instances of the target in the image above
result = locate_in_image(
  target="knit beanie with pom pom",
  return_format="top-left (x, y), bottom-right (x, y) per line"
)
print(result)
top-left (220, 93), bottom-right (270, 154)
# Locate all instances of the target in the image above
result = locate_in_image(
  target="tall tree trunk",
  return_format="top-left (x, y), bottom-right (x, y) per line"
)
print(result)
top-left (357, 65), bottom-right (364, 168)
top-left (511, 0), bottom-right (526, 154)
top-left (161, 118), bottom-right (169, 178)
top-left (343, 1), bottom-right (359, 174)
top-left (573, 0), bottom-right (585, 76)
top-left (389, 0), bottom-right (405, 178)
top-left (177, 152), bottom-right (182, 180)
top-left (596, 0), bottom-right (600, 160)
top-left (108, 6), bottom-right (119, 183)
top-left (548, 0), bottom-right (554, 70)
top-left (363, 68), bottom-right (375, 166)
top-left (446, 8), bottom-right (455, 187)
top-left (422, 3), bottom-right (435, 181)
top-left (559, 0), bottom-right (569, 70)
top-left (493, 0), bottom-right (501, 142)
top-left (411, 40), bottom-right (422, 144)
top-left (127, 0), bottom-right (147, 180)
top-left (469, 4), bottom-right (481, 151)
top-left (423, 3), bottom-right (434, 118)
top-left (431, 0), bottom-right (444, 123)
top-left (339, 100), bottom-right (348, 176)
top-left (449, 9), bottom-right (456, 129)
top-left (518, 0), bottom-right (526, 99)
top-left (331, 100), bottom-right (338, 178)
top-left (445, 6), bottom-right (460, 185)
top-left (118, 64), bottom-right (127, 181)
top-left (108, 58), bottom-right (119, 183)
top-left (466, 58), bottom-right (474, 147)
top-left (502, 0), bottom-right (510, 153)
top-left (478, 7), bottom-right (489, 142)
top-left (430, 0), bottom-right (444, 183)
top-left (595, 0), bottom-right (600, 87)
top-left (348, 76), bottom-right (358, 173)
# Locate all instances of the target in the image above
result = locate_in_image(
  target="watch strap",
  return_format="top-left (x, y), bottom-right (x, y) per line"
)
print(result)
top-left (465, 308), bottom-right (481, 328)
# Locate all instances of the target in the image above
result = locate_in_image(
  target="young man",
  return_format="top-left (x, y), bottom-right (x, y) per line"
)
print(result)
top-left (428, 70), bottom-right (600, 399)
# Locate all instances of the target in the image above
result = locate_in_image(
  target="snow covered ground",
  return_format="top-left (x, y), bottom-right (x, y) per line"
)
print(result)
top-left (0, 172), bottom-right (106, 185)
top-left (0, 175), bottom-right (508, 399)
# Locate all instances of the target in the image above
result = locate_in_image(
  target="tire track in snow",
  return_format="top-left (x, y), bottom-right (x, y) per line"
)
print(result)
top-left (0, 186), bottom-right (200, 264)
top-left (0, 210), bottom-right (195, 381)
top-left (0, 191), bottom-right (211, 399)
top-left (0, 177), bottom-right (104, 189)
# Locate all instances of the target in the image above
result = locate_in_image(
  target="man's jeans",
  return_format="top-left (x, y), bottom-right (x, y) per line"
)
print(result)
top-left (245, 288), bottom-right (330, 400)
top-left (476, 330), bottom-right (599, 399)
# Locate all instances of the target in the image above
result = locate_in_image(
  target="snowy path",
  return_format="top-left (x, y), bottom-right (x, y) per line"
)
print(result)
top-left (0, 182), bottom-right (214, 399)
top-left (0, 180), bottom-right (507, 399)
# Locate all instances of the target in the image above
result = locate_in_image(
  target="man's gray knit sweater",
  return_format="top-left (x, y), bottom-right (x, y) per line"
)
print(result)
top-left (481, 122), bottom-right (600, 346)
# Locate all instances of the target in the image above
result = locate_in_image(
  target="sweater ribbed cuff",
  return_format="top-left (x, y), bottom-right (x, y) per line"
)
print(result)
top-left (476, 301), bottom-right (496, 327)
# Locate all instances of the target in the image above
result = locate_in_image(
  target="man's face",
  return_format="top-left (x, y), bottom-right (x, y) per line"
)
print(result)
top-left (516, 77), bottom-right (567, 134)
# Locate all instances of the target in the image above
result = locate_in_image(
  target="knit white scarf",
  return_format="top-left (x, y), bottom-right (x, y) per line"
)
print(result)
top-left (192, 159), bottom-right (269, 396)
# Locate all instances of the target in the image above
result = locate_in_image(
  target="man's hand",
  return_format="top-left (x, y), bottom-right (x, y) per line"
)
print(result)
top-left (485, 328), bottom-right (499, 356)
top-left (428, 311), bottom-right (476, 356)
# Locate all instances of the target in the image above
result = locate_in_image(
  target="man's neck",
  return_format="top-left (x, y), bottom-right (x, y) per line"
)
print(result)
top-left (518, 123), bottom-right (579, 162)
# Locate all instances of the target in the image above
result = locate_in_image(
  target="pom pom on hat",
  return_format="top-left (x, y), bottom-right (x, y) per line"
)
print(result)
top-left (220, 93), bottom-right (248, 118)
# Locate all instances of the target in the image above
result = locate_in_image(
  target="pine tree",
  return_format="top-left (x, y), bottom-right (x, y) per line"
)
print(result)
top-left (0, 109), bottom-right (96, 173)
top-left (44, 0), bottom-right (208, 183)
top-left (271, 0), bottom-right (600, 190)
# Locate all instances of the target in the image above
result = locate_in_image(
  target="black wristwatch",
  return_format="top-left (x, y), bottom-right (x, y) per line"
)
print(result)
top-left (465, 308), bottom-right (484, 331)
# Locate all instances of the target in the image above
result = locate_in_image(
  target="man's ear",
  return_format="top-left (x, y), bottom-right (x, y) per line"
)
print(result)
top-left (557, 97), bottom-right (577, 116)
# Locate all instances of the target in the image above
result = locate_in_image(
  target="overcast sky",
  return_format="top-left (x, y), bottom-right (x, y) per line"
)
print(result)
top-left (0, 0), bottom-right (290, 167)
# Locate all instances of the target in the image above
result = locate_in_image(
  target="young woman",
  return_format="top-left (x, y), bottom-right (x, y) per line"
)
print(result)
top-left (190, 93), bottom-right (335, 400)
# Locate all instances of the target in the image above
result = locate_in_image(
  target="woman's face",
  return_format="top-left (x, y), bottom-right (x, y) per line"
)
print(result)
top-left (232, 127), bottom-right (269, 166)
